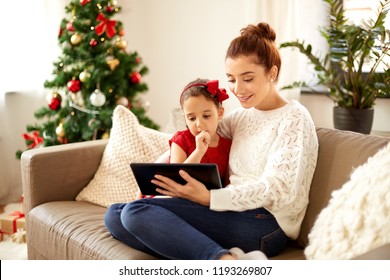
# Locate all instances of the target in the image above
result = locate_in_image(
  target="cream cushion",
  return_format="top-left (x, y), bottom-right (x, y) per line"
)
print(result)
top-left (76, 105), bottom-right (171, 207)
top-left (304, 141), bottom-right (390, 259)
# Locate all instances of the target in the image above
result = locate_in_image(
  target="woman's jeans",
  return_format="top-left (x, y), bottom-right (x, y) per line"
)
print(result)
top-left (104, 197), bottom-right (288, 260)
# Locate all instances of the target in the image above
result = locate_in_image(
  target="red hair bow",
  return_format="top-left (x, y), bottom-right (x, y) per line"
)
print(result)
top-left (23, 131), bottom-right (43, 148)
top-left (182, 80), bottom-right (229, 102)
top-left (95, 13), bottom-right (117, 38)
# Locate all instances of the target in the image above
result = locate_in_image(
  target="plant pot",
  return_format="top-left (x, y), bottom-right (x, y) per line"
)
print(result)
top-left (333, 107), bottom-right (374, 134)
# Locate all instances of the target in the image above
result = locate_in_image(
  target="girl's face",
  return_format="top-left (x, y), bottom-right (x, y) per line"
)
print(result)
top-left (225, 55), bottom-right (277, 110)
top-left (182, 95), bottom-right (223, 138)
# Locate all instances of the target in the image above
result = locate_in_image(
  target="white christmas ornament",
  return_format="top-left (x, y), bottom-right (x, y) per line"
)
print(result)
top-left (90, 89), bottom-right (106, 107)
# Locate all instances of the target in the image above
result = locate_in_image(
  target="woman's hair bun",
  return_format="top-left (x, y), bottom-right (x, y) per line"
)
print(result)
top-left (241, 22), bottom-right (276, 42)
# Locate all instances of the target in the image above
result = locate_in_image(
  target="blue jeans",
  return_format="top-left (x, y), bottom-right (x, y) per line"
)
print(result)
top-left (104, 197), bottom-right (288, 260)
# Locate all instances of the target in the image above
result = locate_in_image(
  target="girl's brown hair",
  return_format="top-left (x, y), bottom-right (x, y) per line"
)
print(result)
top-left (180, 78), bottom-right (221, 108)
top-left (226, 22), bottom-right (281, 80)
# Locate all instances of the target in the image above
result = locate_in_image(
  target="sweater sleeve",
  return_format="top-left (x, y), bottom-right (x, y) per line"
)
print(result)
top-left (210, 112), bottom-right (318, 213)
top-left (217, 109), bottom-right (241, 140)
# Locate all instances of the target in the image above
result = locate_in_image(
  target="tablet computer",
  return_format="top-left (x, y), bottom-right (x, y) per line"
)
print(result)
top-left (130, 163), bottom-right (222, 195)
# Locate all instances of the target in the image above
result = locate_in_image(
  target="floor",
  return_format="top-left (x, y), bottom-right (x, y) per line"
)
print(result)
top-left (0, 202), bottom-right (28, 260)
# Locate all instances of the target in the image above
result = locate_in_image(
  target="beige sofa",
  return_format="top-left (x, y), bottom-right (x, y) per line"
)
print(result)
top-left (21, 127), bottom-right (390, 260)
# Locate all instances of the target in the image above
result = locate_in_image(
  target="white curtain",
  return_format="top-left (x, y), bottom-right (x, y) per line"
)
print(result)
top-left (247, 0), bottom-right (328, 100)
top-left (0, 0), bottom-right (67, 204)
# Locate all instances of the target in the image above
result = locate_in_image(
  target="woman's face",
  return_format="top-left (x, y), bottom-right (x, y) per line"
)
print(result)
top-left (225, 55), bottom-right (276, 110)
top-left (182, 95), bottom-right (223, 138)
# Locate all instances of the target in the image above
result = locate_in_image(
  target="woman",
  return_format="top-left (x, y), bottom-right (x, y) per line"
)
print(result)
top-left (104, 22), bottom-right (319, 260)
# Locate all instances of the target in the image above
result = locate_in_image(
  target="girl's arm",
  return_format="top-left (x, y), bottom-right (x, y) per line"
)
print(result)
top-left (169, 142), bottom-right (188, 163)
top-left (170, 131), bottom-right (210, 164)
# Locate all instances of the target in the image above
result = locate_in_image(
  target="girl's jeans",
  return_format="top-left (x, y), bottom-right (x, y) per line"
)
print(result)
top-left (104, 197), bottom-right (288, 260)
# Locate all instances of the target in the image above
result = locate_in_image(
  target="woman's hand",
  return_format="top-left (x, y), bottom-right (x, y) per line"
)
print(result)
top-left (151, 170), bottom-right (211, 206)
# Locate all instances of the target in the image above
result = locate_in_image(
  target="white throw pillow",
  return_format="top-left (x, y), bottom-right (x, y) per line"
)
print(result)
top-left (304, 141), bottom-right (390, 259)
top-left (76, 105), bottom-right (171, 207)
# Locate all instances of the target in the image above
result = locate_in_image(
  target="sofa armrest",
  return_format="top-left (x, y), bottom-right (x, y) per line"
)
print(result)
top-left (21, 139), bottom-right (108, 213)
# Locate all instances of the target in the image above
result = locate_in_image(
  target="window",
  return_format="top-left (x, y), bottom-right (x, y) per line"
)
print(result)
top-left (344, 0), bottom-right (389, 72)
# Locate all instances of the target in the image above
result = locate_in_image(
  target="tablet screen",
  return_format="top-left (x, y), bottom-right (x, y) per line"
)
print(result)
top-left (130, 163), bottom-right (222, 195)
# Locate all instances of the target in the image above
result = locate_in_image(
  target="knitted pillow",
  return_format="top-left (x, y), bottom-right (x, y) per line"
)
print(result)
top-left (76, 105), bottom-right (171, 207)
top-left (304, 141), bottom-right (390, 259)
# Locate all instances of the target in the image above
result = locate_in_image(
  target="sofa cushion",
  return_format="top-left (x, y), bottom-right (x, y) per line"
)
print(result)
top-left (76, 105), bottom-right (171, 207)
top-left (296, 128), bottom-right (390, 247)
top-left (304, 141), bottom-right (390, 259)
top-left (26, 201), bottom-right (156, 259)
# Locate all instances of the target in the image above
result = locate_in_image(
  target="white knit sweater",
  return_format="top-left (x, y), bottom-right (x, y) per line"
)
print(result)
top-left (211, 100), bottom-right (318, 239)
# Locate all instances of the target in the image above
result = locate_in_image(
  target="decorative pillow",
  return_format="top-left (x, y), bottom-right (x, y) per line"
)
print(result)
top-left (304, 141), bottom-right (390, 259)
top-left (76, 105), bottom-right (172, 207)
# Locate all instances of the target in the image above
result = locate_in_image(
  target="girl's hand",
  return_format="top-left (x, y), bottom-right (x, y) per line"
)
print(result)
top-left (151, 170), bottom-right (211, 206)
top-left (194, 130), bottom-right (210, 155)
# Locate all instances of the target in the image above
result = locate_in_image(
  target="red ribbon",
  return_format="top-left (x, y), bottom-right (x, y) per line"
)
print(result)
top-left (23, 131), bottom-right (44, 148)
top-left (8, 211), bottom-right (25, 234)
top-left (95, 13), bottom-right (117, 38)
top-left (181, 80), bottom-right (229, 102)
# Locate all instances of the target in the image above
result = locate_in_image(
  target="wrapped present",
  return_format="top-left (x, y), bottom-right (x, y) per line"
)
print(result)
top-left (11, 229), bottom-right (26, 243)
top-left (0, 211), bottom-right (25, 234)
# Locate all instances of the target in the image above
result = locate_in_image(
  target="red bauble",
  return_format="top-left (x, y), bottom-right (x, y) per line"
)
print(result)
top-left (135, 57), bottom-right (142, 64)
top-left (67, 79), bottom-right (81, 93)
top-left (106, 6), bottom-right (114, 13)
top-left (66, 21), bottom-right (75, 31)
top-left (89, 38), bottom-right (98, 47)
top-left (49, 97), bottom-right (61, 110)
top-left (80, 0), bottom-right (91, 6)
top-left (130, 72), bottom-right (142, 84)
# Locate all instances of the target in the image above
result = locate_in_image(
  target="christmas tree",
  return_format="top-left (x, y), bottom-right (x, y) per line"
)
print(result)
top-left (16, 0), bottom-right (159, 158)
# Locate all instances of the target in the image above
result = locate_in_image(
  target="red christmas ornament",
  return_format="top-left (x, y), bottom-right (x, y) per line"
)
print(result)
top-left (58, 27), bottom-right (63, 37)
top-left (66, 21), bottom-right (75, 31)
top-left (67, 79), bottom-right (81, 93)
top-left (80, 0), bottom-right (91, 6)
top-left (119, 29), bottom-right (125, 36)
top-left (135, 57), bottom-right (142, 64)
top-left (49, 97), bottom-right (61, 110)
top-left (106, 6), bottom-right (114, 13)
top-left (130, 72), bottom-right (142, 84)
top-left (89, 38), bottom-right (98, 47)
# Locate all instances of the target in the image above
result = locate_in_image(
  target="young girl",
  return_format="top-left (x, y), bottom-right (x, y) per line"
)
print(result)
top-left (169, 79), bottom-right (232, 184)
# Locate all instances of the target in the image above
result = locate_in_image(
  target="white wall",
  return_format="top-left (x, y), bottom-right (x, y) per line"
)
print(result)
top-left (118, 0), bottom-right (255, 127)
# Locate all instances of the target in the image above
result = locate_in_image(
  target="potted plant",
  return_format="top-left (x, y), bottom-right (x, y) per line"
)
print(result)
top-left (280, 0), bottom-right (390, 134)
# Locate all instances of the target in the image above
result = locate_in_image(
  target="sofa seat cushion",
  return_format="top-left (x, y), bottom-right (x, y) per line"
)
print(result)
top-left (26, 201), bottom-right (156, 260)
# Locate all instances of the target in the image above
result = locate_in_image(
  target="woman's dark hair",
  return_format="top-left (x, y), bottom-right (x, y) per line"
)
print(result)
top-left (226, 22), bottom-right (281, 80)
top-left (180, 78), bottom-right (221, 108)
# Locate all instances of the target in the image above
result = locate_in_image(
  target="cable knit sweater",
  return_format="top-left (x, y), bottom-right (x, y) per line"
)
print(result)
top-left (210, 100), bottom-right (319, 239)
